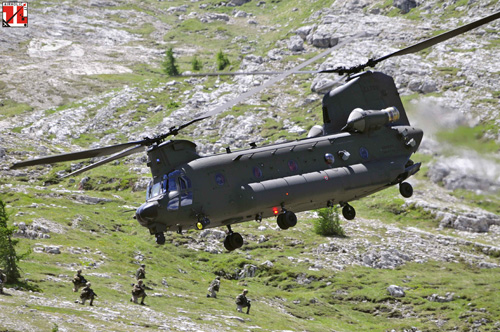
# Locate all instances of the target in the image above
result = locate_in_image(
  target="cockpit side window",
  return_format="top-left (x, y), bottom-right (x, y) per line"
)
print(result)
top-left (166, 170), bottom-right (193, 210)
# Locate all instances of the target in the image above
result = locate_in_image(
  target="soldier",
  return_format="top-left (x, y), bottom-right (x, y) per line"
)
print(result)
top-left (206, 276), bottom-right (220, 298)
top-left (79, 282), bottom-right (97, 306)
top-left (235, 289), bottom-right (251, 314)
top-left (0, 269), bottom-right (7, 295)
top-left (72, 269), bottom-right (87, 292)
top-left (131, 279), bottom-right (147, 305)
top-left (135, 264), bottom-right (146, 280)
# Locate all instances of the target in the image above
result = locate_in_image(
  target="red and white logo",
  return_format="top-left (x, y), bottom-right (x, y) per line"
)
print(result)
top-left (2, 2), bottom-right (28, 27)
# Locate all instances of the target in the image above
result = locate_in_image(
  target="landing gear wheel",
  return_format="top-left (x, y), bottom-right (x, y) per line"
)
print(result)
top-left (283, 211), bottom-right (297, 228)
top-left (342, 204), bottom-right (356, 220)
top-left (224, 232), bottom-right (243, 251)
top-left (155, 232), bottom-right (166, 245)
top-left (277, 214), bottom-right (289, 230)
top-left (399, 182), bottom-right (413, 198)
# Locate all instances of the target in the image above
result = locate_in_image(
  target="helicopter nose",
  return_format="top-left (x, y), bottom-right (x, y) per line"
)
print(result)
top-left (136, 201), bottom-right (159, 226)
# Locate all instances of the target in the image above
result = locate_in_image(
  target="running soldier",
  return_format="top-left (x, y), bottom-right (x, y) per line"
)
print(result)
top-left (235, 289), bottom-right (251, 314)
top-left (135, 264), bottom-right (146, 280)
top-left (72, 269), bottom-right (87, 292)
top-left (207, 276), bottom-right (220, 298)
top-left (131, 279), bottom-right (147, 305)
top-left (79, 282), bottom-right (97, 306)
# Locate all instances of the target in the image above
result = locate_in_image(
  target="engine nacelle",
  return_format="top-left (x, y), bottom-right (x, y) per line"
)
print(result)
top-left (342, 107), bottom-right (400, 133)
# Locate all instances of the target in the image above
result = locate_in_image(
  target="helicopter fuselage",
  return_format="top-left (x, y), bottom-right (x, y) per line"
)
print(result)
top-left (136, 122), bottom-right (422, 237)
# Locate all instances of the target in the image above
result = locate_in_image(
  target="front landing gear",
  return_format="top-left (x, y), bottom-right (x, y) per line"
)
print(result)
top-left (224, 225), bottom-right (243, 251)
top-left (399, 182), bottom-right (413, 198)
top-left (155, 232), bottom-right (166, 245)
top-left (342, 203), bottom-right (356, 220)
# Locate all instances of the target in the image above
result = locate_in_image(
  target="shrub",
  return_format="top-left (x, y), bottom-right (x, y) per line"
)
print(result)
top-left (163, 47), bottom-right (180, 76)
top-left (216, 50), bottom-right (230, 70)
top-left (313, 207), bottom-right (345, 237)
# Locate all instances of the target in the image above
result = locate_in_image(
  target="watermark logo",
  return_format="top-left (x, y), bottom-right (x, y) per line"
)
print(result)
top-left (2, 2), bottom-right (28, 27)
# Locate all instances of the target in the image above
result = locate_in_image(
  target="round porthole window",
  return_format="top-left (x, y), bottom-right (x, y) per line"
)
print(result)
top-left (324, 153), bottom-right (335, 165)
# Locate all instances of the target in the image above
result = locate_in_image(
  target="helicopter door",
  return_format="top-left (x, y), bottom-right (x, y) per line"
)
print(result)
top-left (166, 170), bottom-right (193, 211)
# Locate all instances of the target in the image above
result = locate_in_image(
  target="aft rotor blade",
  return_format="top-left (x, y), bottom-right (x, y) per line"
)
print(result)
top-left (62, 144), bottom-right (145, 178)
top-left (190, 36), bottom-right (358, 122)
top-left (10, 141), bottom-right (147, 169)
top-left (330, 10), bottom-right (500, 75)
top-left (372, 10), bottom-right (500, 64)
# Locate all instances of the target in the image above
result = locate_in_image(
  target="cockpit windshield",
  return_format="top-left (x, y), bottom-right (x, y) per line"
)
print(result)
top-left (146, 170), bottom-right (192, 209)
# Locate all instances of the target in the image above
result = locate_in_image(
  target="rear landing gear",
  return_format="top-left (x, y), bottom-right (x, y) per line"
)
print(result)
top-left (399, 182), bottom-right (413, 198)
top-left (155, 232), bottom-right (166, 245)
top-left (224, 225), bottom-right (243, 251)
top-left (342, 204), bottom-right (356, 220)
top-left (277, 210), bottom-right (297, 230)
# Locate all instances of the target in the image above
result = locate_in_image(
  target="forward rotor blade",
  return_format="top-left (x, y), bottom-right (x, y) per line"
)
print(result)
top-left (10, 141), bottom-right (146, 169)
top-left (62, 144), bottom-right (145, 178)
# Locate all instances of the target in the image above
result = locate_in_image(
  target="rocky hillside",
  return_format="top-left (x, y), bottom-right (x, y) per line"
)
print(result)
top-left (1, 0), bottom-right (499, 331)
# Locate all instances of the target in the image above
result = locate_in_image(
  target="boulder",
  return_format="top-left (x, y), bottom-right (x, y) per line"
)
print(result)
top-left (287, 35), bottom-right (304, 52)
top-left (387, 285), bottom-right (405, 297)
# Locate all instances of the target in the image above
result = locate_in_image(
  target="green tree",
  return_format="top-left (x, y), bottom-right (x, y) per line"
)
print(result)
top-left (313, 207), bottom-right (345, 237)
top-left (0, 199), bottom-right (22, 282)
top-left (216, 50), bottom-right (230, 70)
top-left (191, 55), bottom-right (203, 71)
top-left (163, 47), bottom-right (180, 76)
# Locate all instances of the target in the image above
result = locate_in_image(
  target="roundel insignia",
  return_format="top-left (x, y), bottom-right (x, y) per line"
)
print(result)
top-left (253, 166), bottom-right (262, 178)
top-left (359, 147), bottom-right (369, 160)
top-left (215, 173), bottom-right (225, 186)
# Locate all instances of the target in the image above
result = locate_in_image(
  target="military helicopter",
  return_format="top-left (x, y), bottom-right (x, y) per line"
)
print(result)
top-left (11, 11), bottom-right (500, 251)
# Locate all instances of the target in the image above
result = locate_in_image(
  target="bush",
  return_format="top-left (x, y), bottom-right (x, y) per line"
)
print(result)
top-left (313, 207), bottom-right (345, 237)
top-left (216, 50), bottom-right (230, 70)
top-left (191, 55), bottom-right (203, 71)
top-left (163, 47), bottom-right (180, 76)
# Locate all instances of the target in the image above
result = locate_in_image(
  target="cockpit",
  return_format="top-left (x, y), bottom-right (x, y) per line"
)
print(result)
top-left (146, 170), bottom-right (193, 211)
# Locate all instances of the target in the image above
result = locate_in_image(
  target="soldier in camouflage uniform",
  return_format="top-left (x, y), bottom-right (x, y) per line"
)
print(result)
top-left (0, 269), bottom-right (6, 295)
top-left (131, 279), bottom-right (147, 305)
top-left (72, 269), bottom-right (87, 292)
top-left (135, 264), bottom-right (146, 280)
top-left (206, 276), bottom-right (220, 298)
top-left (79, 282), bottom-right (97, 306)
top-left (236, 289), bottom-right (251, 314)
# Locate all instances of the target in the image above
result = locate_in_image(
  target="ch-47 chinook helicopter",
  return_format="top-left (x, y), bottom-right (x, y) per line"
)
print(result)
top-left (11, 11), bottom-right (500, 250)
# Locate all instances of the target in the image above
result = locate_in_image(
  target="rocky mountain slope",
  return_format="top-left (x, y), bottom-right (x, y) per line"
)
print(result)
top-left (1, 0), bottom-right (499, 331)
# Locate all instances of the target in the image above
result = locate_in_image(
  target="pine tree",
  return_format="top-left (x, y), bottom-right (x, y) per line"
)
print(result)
top-left (163, 47), bottom-right (180, 76)
top-left (191, 55), bottom-right (203, 71)
top-left (216, 50), bottom-right (230, 70)
top-left (0, 199), bottom-right (22, 282)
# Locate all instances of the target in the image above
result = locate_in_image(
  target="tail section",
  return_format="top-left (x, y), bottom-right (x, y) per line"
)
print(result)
top-left (322, 71), bottom-right (410, 134)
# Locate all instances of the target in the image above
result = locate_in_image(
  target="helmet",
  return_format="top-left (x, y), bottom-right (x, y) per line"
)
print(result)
top-left (86, 282), bottom-right (91, 286)
top-left (216, 276), bottom-right (220, 280)
top-left (77, 269), bottom-right (82, 273)
top-left (141, 264), bottom-right (145, 267)
top-left (138, 280), bottom-right (143, 284)
top-left (243, 289), bottom-right (248, 294)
